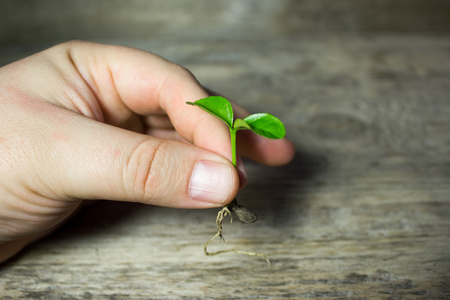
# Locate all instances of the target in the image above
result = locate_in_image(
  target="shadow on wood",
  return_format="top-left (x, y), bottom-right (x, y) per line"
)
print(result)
top-left (239, 150), bottom-right (328, 227)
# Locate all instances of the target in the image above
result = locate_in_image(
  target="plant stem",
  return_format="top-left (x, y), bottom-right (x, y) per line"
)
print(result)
top-left (230, 128), bottom-right (237, 167)
top-left (227, 128), bottom-right (238, 210)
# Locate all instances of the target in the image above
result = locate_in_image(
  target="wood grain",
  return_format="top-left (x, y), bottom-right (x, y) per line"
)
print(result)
top-left (1, 1), bottom-right (450, 299)
top-left (1, 0), bottom-right (450, 45)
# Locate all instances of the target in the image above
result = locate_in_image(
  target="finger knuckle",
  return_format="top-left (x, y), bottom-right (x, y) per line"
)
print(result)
top-left (124, 139), bottom-right (172, 203)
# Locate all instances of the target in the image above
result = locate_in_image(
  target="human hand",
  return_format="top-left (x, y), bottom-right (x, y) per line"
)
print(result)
top-left (0, 41), bottom-right (295, 262)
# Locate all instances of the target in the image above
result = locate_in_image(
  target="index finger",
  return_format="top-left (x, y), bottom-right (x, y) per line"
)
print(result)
top-left (70, 41), bottom-right (233, 161)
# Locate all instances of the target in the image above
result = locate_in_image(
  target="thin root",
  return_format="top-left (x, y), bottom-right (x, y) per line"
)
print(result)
top-left (203, 206), bottom-right (271, 269)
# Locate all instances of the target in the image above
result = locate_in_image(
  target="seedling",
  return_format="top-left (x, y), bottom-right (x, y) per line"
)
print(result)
top-left (187, 96), bottom-right (286, 267)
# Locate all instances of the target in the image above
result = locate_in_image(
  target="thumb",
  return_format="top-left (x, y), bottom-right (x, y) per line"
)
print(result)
top-left (41, 115), bottom-right (239, 209)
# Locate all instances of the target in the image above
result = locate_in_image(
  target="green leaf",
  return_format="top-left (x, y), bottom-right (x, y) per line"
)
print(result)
top-left (233, 118), bottom-right (252, 130)
top-left (243, 113), bottom-right (286, 139)
top-left (186, 96), bottom-right (233, 128)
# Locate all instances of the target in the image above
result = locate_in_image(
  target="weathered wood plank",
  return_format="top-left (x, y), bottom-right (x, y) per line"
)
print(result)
top-left (0, 1), bottom-right (450, 298)
top-left (1, 0), bottom-right (450, 45)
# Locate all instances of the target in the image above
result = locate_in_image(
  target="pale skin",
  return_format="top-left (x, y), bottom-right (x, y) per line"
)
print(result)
top-left (0, 41), bottom-right (295, 263)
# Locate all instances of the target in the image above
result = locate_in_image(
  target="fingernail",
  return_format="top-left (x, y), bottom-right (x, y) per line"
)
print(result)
top-left (189, 161), bottom-right (233, 205)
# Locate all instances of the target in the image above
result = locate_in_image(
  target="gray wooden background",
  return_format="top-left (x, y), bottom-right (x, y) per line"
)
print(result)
top-left (1, 1), bottom-right (449, 299)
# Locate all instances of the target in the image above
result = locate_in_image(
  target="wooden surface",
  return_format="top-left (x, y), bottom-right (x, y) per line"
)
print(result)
top-left (1, 1), bottom-right (450, 299)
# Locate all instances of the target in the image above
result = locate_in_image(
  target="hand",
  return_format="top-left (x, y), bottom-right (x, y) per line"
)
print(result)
top-left (0, 41), bottom-right (295, 262)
